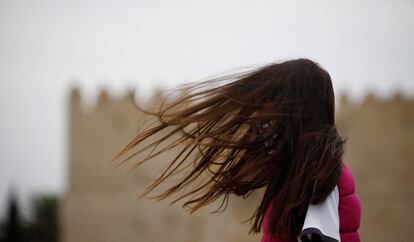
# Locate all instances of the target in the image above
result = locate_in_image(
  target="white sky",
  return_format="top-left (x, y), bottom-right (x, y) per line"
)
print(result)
top-left (0, 0), bottom-right (413, 216)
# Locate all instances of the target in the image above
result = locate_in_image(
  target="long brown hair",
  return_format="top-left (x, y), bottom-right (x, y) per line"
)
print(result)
top-left (111, 58), bottom-right (345, 240)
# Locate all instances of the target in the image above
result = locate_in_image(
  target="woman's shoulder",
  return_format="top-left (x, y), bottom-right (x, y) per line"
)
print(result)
top-left (337, 162), bottom-right (362, 240)
top-left (337, 162), bottom-right (356, 196)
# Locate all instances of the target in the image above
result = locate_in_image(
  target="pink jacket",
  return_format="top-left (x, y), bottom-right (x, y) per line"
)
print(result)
top-left (261, 163), bottom-right (361, 242)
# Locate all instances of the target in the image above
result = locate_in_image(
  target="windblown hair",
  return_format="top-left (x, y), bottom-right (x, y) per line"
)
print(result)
top-left (111, 58), bottom-right (345, 240)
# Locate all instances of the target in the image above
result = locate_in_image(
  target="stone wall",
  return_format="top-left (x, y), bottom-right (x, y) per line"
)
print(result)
top-left (61, 88), bottom-right (413, 242)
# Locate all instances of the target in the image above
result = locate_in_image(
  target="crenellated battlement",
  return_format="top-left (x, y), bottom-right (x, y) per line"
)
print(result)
top-left (68, 86), bottom-right (414, 116)
top-left (68, 86), bottom-right (167, 116)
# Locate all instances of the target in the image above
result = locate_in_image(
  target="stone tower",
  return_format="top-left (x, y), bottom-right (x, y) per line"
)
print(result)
top-left (62, 88), bottom-right (413, 242)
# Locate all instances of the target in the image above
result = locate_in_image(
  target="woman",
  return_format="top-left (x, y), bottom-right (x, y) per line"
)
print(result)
top-left (111, 58), bottom-right (361, 241)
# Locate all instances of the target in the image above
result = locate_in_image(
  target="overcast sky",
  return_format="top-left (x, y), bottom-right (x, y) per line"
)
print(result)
top-left (0, 0), bottom-right (413, 215)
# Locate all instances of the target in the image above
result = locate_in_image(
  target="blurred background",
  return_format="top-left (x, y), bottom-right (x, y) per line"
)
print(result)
top-left (0, 0), bottom-right (413, 241)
